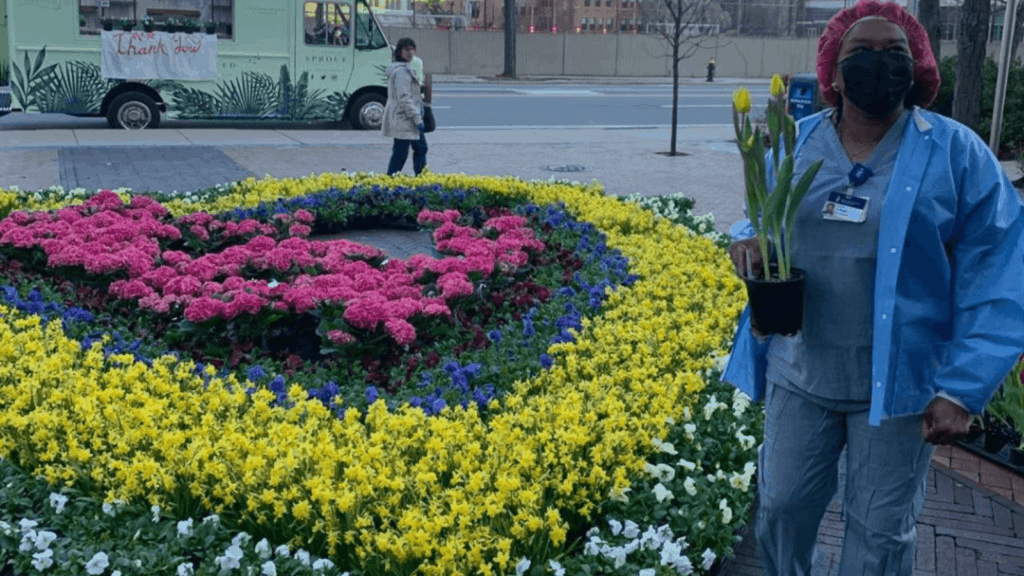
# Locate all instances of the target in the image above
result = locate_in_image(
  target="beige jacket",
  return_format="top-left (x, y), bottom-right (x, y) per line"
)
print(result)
top-left (381, 61), bottom-right (423, 141)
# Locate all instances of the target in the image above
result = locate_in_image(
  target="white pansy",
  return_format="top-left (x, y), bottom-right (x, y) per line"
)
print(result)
top-left (232, 532), bottom-right (251, 548)
top-left (706, 473), bottom-right (717, 482)
top-left (34, 530), bottom-right (57, 550)
top-left (659, 539), bottom-right (683, 566)
top-left (586, 527), bottom-right (600, 539)
top-left (730, 472), bottom-right (751, 491)
top-left (515, 557), bottom-right (531, 576)
top-left (608, 519), bottom-right (622, 536)
top-left (202, 514), bottom-right (219, 525)
top-left (20, 531), bottom-right (36, 553)
top-left (0, 521), bottom-right (11, 536)
top-left (651, 437), bottom-right (678, 455)
top-left (177, 563), bottom-right (194, 576)
top-left (640, 570), bottom-right (656, 576)
top-left (584, 536), bottom-right (602, 556)
top-left (102, 502), bottom-right (116, 517)
top-left (32, 548), bottom-right (54, 571)
top-left (216, 544), bottom-right (244, 572)
top-left (255, 538), bottom-right (271, 559)
top-left (622, 519), bottom-right (640, 539)
top-left (722, 505), bottom-right (734, 524)
top-left (112, 571), bottom-right (121, 576)
top-left (683, 478), bottom-right (697, 496)
top-left (151, 504), bottom-right (161, 522)
top-left (682, 406), bottom-right (692, 421)
top-left (702, 548), bottom-right (717, 570)
top-left (548, 559), bottom-right (565, 576)
top-left (677, 458), bottom-right (697, 472)
top-left (295, 550), bottom-right (311, 566)
top-left (609, 485), bottom-right (631, 503)
top-left (177, 518), bottom-right (194, 537)
top-left (275, 545), bottom-right (290, 558)
top-left (653, 483), bottom-right (674, 503)
top-left (261, 560), bottom-right (277, 576)
top-left (604, 546), bottom-right (627, 568)
top-left (653, 463), bottom-right (675, 482)
top-left (697, 520), bottom-right (706, 530)
top-left (85, 551), bottom-right (110, 575)
top-left (683, 423), bottom-right (697, 440)
top-left (48, 493), bottom-right (68, 514)
top-left (312, 558), bottom-right (335, 571)
top-left (674, 553), bottom-right (695, 575)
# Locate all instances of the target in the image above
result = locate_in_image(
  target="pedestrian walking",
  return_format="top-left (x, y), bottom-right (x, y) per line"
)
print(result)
top-left (382, 37), bottom-right (427, 176)
top-left (722, 1), bottom-right (1024, 575)
top-left (706, 57), bottom-right (715, 82)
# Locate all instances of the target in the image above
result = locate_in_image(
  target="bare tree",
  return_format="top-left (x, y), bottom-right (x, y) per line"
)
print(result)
top-left (953, 0), bottom-right (991, 130)
top-left (646, 0), bottom-right (732, 155)
top-left (502, 0), bottom-right (517, 77)
top-left (918, 0), bottom-right (943, 62)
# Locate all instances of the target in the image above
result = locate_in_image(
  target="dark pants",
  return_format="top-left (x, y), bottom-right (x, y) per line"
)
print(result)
top-left (387, 133), bottom-right (428, 176)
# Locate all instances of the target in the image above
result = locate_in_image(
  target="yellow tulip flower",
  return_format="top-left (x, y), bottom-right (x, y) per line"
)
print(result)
top-left (732, 87), bottom-right (751, 114)
top-left (770, 74), bottom-right (785, 97)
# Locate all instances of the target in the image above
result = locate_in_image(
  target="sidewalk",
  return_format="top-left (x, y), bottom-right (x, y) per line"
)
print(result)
top-left (430, 74), bottom-right (773, 85)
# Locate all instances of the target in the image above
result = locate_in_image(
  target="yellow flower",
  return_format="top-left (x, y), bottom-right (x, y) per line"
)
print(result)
top-left (732, 87), bottom-right (751, 114)
top-left (770, 74), bottom-right (785, 97)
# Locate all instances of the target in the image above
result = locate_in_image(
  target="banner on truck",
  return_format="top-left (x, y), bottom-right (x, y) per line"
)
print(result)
top-left (101, 31), bottom-right (218, 80)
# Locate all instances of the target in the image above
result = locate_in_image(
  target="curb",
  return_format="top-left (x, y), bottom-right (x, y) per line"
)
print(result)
top-left (431, 75), bottom-right (774, 85)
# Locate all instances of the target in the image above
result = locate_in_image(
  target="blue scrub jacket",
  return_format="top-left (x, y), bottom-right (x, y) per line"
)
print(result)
top-left (722, 107), bottom-right (1024, 426)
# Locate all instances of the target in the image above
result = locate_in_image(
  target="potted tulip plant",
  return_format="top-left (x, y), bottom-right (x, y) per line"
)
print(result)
top-left (987, 355), bottom-right (1024, 463)
top-left (731, 74), bottom-right (824, 335)
top-left (101, 17), bottom-right (114, 31)
top-left (141, 17), bottom-right (155, 32)
top-left (118, 18), bottom-right (134, 31)
top-left (204, 21), bottom-right (217, 34)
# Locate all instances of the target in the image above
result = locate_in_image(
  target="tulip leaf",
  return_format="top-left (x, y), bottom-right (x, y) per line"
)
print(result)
top-left (784, 159), bottom-right (824, 236)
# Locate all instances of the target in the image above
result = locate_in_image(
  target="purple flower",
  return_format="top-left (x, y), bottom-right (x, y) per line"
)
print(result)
top-left (366, 386), bottom-right (379, 404)
top-left (487, 330), bottom-right (502, 343)
top-left (247, 365), bottom-right (267, 381)
top-left (540, 354), bottom-right (553, 369)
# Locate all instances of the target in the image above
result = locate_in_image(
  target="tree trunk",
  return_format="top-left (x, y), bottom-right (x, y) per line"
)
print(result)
top-left (1010, 0), bottom-right (1024, 65)
top-left (503, 0), bottom-right (517, 76)
top-left (670, 0), bottom-right (680, 155)
top-left (953, 0), bottom-right (990, 130)
top-left (918, 0), bottom-right (942, 62)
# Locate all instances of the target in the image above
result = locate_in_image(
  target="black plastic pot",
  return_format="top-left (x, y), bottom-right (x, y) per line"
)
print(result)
top-left (1010, 447), bottom-right (1024, 467)
top-left (205, 25), bottom-right (217, 34)
top-left (120, 25), bottom-right (134, 32)
top-left (984, 422), bottom-right (1012, 453)
top-left (742, 264), bottom-right (806, 336)
top-left (143, 24), bottom-right (154, 32)
top-left (164, 24), bottom-right (178, 33)
top-left (102, 21), bottom-right (114, 31)
top-left (965, 422), bottom-right (985, 443)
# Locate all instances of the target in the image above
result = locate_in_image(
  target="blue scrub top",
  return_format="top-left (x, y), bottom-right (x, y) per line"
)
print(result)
top-left (767, 109), bottom-right (911, 404)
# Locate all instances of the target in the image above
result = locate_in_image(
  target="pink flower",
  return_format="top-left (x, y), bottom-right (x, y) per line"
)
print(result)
top-left (437, 272), bottom-right (474, 298)
top-left (421, 300), bottom-right (452, 318)
top-left (293, 209), bottom-right (315, 224)
top-left (281, 286), bottom-right (319, 314)
top-left (326, 330), bottom-right (356, 345)
top-left (142, 266), bottom-right (179, 289)
top-left (184, 259), bottom-right (219, 283)
top-left (483, 215), bottom-right (528, 233)
top-left (273, 213), bottom-right (293, 224)
top-left (222, 277), bottom-right (246, 291)
top-left (164, 275), bottom-right (203, 297)
top-left (201, 281), bottom-right (224, 296)
top-left (353, 272), bottom-right (384, 292)
top-left (81, 190), bottom-right (124, 210)
top-left (343, 297), bottom-right (387, 330)
top-left (161, 251), bottom-right (192, 267)
top-left (188, 225), bottom-right (210, 242)
top-left (109, 279), bottom-right (156, 299)
top-left (246, 236), bottom-right (276, 253)
top-left (384, 317), bottom-right (417, 345)
top-left (288, 223), bottom-right (312, 237)
top-left (224, 290), bottom-right (267, 319)
top-left (183, 297), bottom-right (226, 323)
top-left (138, 294), bottom-right (173, 314)
top-left (278, 237), bottom-right (311, 252)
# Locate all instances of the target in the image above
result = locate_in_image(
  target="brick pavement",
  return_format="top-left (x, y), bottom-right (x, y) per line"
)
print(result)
top-left (57, 146), bottom-right (255, 193)
top-left (721, 447), bottom-right (1024, 576)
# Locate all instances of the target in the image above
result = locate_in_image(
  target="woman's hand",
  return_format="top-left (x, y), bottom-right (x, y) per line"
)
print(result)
top-left (416, 122), bottom-right (425, 133)
top-left (728, 237), bottom-right (766, 280)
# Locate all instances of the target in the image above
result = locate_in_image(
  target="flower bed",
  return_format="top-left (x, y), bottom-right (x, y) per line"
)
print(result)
top-left (0, 175), bottom-right (758, 576)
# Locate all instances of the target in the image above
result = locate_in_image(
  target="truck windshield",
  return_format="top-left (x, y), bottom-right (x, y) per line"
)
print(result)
top-left (354, 0), bottom-right (389, 50)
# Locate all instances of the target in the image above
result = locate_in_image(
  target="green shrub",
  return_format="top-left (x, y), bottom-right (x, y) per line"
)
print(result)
top-left (929, 55), bottom-right (1024, 156)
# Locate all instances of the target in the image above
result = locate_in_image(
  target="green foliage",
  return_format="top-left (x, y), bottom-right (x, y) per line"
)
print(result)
top-left (929, 55), bottom-right (1024, 154)
top-left (0, 59), bottom-right (8, 87)
top-left (32, 61), bottom-right (116, 115)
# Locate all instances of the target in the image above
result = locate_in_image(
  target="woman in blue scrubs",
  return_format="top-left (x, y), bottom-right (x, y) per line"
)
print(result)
top-left (722, 1), bottom-right (1024, 574)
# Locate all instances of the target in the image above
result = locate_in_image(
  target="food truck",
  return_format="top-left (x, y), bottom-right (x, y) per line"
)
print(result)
top-left (0, 0), bottom-right (402, 130)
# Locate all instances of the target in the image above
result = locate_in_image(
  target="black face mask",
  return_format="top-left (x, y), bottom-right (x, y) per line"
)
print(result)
top-left (838, 50), bottom-right (915, 118)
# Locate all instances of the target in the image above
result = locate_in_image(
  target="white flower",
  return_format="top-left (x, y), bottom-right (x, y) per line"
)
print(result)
top-left (19, 531), bottom-right (36, 552)
top-left (255, 538), bottom-right (271, 559)
top-left (177, 563), bottom-right (194, 576)
top-left (609, 485), bottom-right (631, 503)
top-left (515, 557), bottom-right (531, 576)
top-left (20, 518), bottom-right (39, 530)
top-left (34, 530), bottom-right (57, 550)
top-left (274, 545), bottom-right (290, 558)
top-left (0, 521), bottom-right (11, 536)
top-left (722, 506), bottom-right (734, 524)
top-left (677, 458), bottom-right (697, 472)
top-left (85, 551), bottom-right (110, 575)
top-left (674, 553), bottom-right (695, 575)
top-left (652, 463), bottom-right (675, 482)
top-left (730, 472), bottom-right (750, 491)
top-left (608, 519), bottom-right (623, 536)
top-left (702, 548), bottom-right (717, 570)
top-left (216, 545), bottom-right (244, 572)
top-left (622, 520), bottom-right (640, 540)
top-left (651, 437), bottom-right (678, 455)
top-left (32, 548), bottom-right (54, 571)
top-left (683, 478), bottom-right (697, 496)
top-left (660, 539), bottom-right (683, 566)
top-left (177, 518), bottom-right (194, 538)
top-left (681, 406), bottom-right (692, 421)
top-left (640, 570), bottom-right (656, 576)
top-left (232, 532), bottom-right (251, 548)
top-left (653, 483), bottom-right (674, 503)
top-left (584, 536), bottom-right (602, 556)
top-left (112, 571), bottom-right (121, 576)
top-left (48, 493), bottom-right (68, 514)
top-left (548, 559), bottom-right (565, 576)
top-left (697, 520), bottom-right (706, 529)
top-left (102, 502), bottom-right (116, 517)
top-left (312, 558), bottom-right (335, 571)
top-left (151, 504), bottom-right (161, 522)
top-left (261, 560), bottom-right (277, 576)
top-left (202, 514), bottom-right (219, 525)
top-left (604, 546), bottom-right (627, 568)
top-left (295, 550), bottom-right (311, 566)
top-left (683, 423), bottom-right (697, 440)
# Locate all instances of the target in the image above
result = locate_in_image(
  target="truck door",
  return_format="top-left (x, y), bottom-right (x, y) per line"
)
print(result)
top-left (294, 0), bottom-right (354, 121)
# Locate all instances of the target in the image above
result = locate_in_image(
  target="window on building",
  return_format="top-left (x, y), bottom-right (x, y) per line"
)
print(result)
top-left (78, 0), bottom-right (235, 39)
top-left (305, 2), bottom-right (351, 46)
top-left (584, 0), bottom-right (590, 6)
top-left (606, 0), bottom-right (613, 6)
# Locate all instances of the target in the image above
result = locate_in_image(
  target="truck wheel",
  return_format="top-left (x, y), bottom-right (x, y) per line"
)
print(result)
top-left (107, 92), bottom-right (161, 130)
top-left (350, 93), bottom-right (386, 131)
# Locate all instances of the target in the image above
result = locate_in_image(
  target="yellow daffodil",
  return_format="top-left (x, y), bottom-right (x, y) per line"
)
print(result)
top-left (770, 73), bottom-right (785, 98)
top-left (732, 87), bottom-right (751, 114)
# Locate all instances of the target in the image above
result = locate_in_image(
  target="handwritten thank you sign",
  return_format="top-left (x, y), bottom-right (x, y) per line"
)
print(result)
top-left (101, 31), bottom-right (218, 80)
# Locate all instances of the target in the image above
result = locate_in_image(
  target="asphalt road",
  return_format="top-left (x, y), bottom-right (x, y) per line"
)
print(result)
top-left (0, 82), bottom-right (773, 131)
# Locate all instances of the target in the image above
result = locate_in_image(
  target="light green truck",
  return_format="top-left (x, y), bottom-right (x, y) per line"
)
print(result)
top-left (0, 0), bottom-right (403, 130)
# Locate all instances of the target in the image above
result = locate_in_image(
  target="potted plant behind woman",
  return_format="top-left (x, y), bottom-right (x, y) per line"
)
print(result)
top-left (163, 17), bottom-right (179, 33)
top-left (181, 18), bottom-right (199, 33)
top-left (731, 75), bottom-right (825, 336)
top-left (101, 18), bottom-right (114, 31)
top-left (204, 21), bottom-right (217, 34)
top-left (118, 18), bottom-right (134, 31)
top-left (141, 17), bottom-right (155, 32)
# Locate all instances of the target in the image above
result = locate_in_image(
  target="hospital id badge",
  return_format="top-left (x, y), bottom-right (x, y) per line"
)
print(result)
top-left (821, 190), bottom-right (868, 223)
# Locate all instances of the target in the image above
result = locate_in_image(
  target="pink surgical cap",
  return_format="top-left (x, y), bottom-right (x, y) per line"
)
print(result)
top-left (817, 0), bottom-right (941, 108)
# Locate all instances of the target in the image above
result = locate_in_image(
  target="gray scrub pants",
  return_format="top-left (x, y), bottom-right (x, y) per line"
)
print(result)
top-left (756, 380), bottom-right (936, 576)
